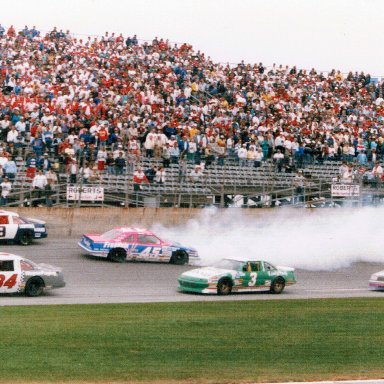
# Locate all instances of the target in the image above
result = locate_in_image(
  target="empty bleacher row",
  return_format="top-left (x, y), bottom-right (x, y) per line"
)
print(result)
top-left (10, 157), bottom-right (343, 194)
top-left (64, 161), bottom-right (315, 192)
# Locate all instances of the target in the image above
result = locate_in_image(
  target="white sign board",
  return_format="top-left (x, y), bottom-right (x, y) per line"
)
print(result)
top-left (67, 186), bottom-right (104, 201)
top-left (331, 184), bottom-right (360, 197)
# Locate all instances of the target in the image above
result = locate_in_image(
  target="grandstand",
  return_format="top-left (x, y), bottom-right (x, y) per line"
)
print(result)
top-left (1, 24), bottom-right (384, 208)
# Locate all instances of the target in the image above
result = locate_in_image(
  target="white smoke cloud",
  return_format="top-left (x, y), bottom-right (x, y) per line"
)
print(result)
top-left (152, 207), bottom-right (384, 271)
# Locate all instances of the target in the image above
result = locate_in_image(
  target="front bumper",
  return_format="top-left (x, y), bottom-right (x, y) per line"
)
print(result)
top-left (34, 231), bottom-right (48, 239)
top-left (178, 278), bottom-right (216, 294)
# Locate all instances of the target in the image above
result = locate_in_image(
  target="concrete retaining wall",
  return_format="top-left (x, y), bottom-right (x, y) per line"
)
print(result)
top-left (11, 207), bottom-right (211, 237)
top-left (4, 207), bottom-right (356, 238)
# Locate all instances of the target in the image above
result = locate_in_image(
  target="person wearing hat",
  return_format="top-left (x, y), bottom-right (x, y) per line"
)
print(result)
top-left (237, 143), bottom-right (248, 167)
top-left (38, 153), bottom-right (52, 172)
top-left (114, 151), bottom-right (126, 175)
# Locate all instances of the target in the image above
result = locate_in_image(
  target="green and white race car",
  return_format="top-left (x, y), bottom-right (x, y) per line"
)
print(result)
top-left (178, 258), bottom-right (296, 295)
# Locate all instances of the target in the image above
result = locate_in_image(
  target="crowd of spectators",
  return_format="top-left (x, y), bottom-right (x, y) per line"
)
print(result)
top-left (1, 23), bottom-right (384, 204)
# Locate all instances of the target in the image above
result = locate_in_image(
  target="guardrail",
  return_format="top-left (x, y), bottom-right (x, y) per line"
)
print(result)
top-left (3, 177), bottom-right (384, 209)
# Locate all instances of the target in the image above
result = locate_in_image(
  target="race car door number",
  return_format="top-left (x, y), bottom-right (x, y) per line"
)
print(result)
top-left (0, 274), bottom-right (18, 289)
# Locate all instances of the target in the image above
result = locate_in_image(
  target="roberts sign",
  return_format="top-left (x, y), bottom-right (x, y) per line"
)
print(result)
top-left (67, 186), bottom-right (104, 201)
top-left (331, 184), bottom-right (360, 197)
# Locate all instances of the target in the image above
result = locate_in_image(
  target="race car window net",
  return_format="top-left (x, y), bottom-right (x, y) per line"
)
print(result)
top-left (263, 262), bottom-right (276, 271)
top-left (0, 260), bottom-right (14, 271)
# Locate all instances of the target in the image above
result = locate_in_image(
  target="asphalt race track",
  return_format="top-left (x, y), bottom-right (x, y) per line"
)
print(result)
top-left (0, 237), bottom-right (383, 306)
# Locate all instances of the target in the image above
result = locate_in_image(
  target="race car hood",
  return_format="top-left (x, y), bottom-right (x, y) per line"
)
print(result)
top-left (181, 267), bottom-right (234, 279)
top-left (24, 217), bottom-right (46, 225)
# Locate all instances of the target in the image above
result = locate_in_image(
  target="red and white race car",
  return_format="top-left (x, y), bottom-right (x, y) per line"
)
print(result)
top-left (0, 253), bottom-right (65, 297)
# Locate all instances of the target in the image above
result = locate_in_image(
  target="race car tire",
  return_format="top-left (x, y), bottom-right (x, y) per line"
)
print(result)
top-left (25, 277), bottom-right (45, 297)
top-left (170, 250), bottom-right (189, 265)
top-left (270, 277), bottom-right (285, 294)
top-left (217, 278), bottom-right (232, 295)
top-left (18, 231), bottom-right (33, 246)
top-left (108, 248), bottom-right (126, 263)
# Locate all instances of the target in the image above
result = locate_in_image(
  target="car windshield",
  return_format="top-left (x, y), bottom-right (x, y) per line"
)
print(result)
top-left (101, 229), bottom-right (121, 240)
top-left (213, 259), bottom-right (244, 271)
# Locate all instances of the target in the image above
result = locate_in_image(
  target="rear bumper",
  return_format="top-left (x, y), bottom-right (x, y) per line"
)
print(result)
top-left (78, 241), bottom-right (108, 258)
top-left (369, 281), bottom-right (384, 290)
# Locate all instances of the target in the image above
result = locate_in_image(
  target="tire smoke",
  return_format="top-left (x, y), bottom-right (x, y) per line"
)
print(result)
top-left (152, 207), bottom-right (384, 270)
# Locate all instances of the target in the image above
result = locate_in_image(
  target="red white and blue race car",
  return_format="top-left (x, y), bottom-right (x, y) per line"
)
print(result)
top-left (0, 210), bottom-right (48, 245)
top-left (78, 227), bottom-right (200, 265)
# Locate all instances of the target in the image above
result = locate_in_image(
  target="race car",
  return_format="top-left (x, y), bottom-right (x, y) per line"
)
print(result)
top-left (0, 210), bottom-right (48, 245)
top-left (0, 252), bottom-right (65, 297)
top-left (368, 270), bottom-right (384, 290)
top-left (78, 227), bottom-right (200, 265)
top-left (178, 258), bottom-right (296, 295)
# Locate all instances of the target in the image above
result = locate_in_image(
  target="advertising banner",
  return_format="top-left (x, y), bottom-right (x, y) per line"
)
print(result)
top-left (67, 186), bottom-right (104, 201)
top-left (331, 184), bottom-right (360, 197)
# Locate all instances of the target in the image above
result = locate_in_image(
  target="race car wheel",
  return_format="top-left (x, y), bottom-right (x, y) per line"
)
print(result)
top-left (108, 248), bottom-right (126, 263)
top-left (270, 277), bottom-right (285, 294)
top-left (25, 277), bottom-right (45, 297)
top-left (217, 278), bottom-right (232, 295)
top-left (19, 231), bottom-right (33, 246)
top-left (170, 250), bottom-right (189, 265)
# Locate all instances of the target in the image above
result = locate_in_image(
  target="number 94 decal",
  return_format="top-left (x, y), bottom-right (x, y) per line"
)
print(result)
top-left (0, 274), bottom-right (18, 289)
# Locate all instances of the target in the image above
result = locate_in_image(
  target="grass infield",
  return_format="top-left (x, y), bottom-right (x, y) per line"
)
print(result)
top-left (1, 298), bottom-right (383, 383)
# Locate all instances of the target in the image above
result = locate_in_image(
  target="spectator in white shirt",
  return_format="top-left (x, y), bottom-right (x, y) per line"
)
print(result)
top-left (7, 126), bottom-right (19, 143)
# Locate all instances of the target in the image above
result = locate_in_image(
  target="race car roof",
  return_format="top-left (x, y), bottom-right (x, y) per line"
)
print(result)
top-left (223, 257), bottom-right (267, 263)
top-left (0, 252), bottom-right (23, 259)
top-left (113, 227), bottom-right (153, 234)
top-left (0, 210), bottom-right (18, 216)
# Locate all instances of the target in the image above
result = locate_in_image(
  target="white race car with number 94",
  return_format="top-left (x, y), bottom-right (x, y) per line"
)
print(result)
top-left (0, 253), bottom-right (65, 297)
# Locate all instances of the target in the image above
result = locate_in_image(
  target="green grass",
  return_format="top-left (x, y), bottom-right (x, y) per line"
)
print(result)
top-left (1, 298), bottom-right (384, 383)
